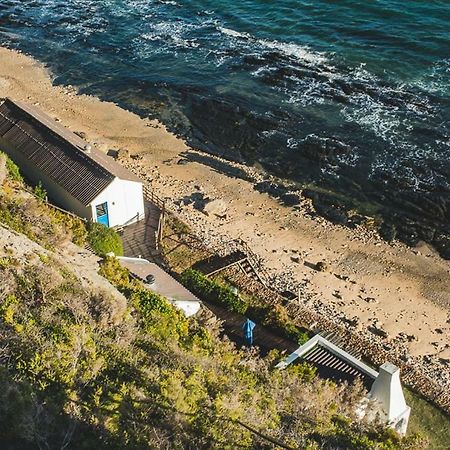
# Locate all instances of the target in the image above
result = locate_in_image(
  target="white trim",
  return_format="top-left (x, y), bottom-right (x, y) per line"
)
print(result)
top-left (275, 335), bottom-right (379, 379)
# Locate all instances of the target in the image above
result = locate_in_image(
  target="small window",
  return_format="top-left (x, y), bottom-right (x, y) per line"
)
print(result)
top-left (96, 203), bottom-right (108, 217)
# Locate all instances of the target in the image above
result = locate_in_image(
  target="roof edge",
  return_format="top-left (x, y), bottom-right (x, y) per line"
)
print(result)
top-left (275, 334), bottom-right (379, 379)
top-left (2, 98), bottom-right (141, 184)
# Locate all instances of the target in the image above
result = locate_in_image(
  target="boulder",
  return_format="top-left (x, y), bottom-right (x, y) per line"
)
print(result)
top-left (74, 130), bottom-right (87, 139)
top-left (203, 199), bottom-right (227, 217)
top-left (369, 324), bottom-right (389, 339)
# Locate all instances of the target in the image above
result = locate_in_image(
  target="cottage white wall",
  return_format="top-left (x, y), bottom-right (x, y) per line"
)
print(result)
top-left (90, 178), bottom-right (144, 227)
top-left (0, 139), bottom-right (92, 220)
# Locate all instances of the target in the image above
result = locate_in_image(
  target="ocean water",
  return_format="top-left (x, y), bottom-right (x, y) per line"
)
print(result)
top-left (0, 0), bottom-right (449, 252)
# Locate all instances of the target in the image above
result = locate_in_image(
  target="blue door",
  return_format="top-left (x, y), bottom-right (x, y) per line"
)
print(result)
top-left (95, 202), bottom-right (109, 227)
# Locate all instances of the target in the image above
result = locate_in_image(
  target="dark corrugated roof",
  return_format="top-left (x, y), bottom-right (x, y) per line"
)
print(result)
top-left (300, 344), bottom-right (374, 389)
top-left (0, 98), bottom-right (140, 205)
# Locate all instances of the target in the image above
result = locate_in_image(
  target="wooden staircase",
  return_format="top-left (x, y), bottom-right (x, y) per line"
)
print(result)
top-left (193, 250), bottom-right (247, 276)
top-left (193, 239), bottom-right (270, 286)
top-left (237, 257), bottom-right (265, 284)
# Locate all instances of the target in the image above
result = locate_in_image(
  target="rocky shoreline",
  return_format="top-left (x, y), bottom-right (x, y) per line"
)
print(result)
top-left (122, 154), bottom-right (450, 413)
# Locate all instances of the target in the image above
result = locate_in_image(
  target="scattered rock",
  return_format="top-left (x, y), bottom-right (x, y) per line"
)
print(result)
top-left (203, 199), bottom-right (227, 217)
top-left (116, 148), bottom-right (129, 160)
top-left (74, 130), bottom-right (87, 139)
top-left (316, 261), bottom-right (330, 272)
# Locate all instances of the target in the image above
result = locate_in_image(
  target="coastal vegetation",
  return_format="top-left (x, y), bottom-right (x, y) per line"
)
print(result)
top-left (0, 152), bottom-right (87, 248)
top-left (0, 153), bottom-right (430, 448)
top-left (87, 222), bottom-right (124, 257)
top-left (181, 268), bottom-right (309, 345)
top-left (181, 268), bottom-right (248, 314)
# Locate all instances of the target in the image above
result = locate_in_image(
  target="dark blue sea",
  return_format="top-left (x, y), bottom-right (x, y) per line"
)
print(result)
top-left (1, 0), bottom-right (449, 253)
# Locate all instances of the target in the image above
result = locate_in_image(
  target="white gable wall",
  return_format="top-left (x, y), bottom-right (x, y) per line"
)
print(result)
top-left (90, 177), bottom-right (145, 227)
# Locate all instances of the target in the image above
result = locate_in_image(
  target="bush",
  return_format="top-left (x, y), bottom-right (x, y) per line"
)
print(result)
top-left (87, 222), bottom-right (123, 256)
top-left (2, 152), bottom-right (23, 183)
top-left (181, 269), bottom-right (248, 314)
top-left (248, 304), bottom-right (309, 345)
top-left (33, 181), bottom-right (47, 200)
top-left (49, 209), bottom-right (87, 246)
top-left (98, 256), bottom-right (130, 287)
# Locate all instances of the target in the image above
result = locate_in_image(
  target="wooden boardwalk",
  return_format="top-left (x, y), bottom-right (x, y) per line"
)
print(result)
top-left (120, 199), bottom-right (162, 263)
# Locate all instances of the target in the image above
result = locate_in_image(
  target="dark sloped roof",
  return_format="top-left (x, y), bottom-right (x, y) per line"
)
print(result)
top-left (0, 98), bottom-right (140, 205)
top-left (300, 344), bottom-right (374, 389)
top-left (276, 335), bottom-right (378, 389)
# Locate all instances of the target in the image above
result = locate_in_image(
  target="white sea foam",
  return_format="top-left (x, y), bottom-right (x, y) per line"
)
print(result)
top-left (218, 26), bottom-right (251, 40)
top-left (158, 0), bottom-right (179, 6)
top-left (286, 137), bottom-right (299, 149)
top-left (217, 26), bottom-right (327, 65)
top-left (258, 38), bottom-right (327, 65)
top-left (282, 77), bottom-right (327, 107)
top-left (138, 20), bottom-right (200, 52)
top-left (410, 59), bottom-right (450, 95)
top-left (342, 92), bottom-right (402, 145)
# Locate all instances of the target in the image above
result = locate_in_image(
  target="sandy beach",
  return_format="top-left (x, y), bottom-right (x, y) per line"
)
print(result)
top-left (1, 47), bottom-right (449, 388)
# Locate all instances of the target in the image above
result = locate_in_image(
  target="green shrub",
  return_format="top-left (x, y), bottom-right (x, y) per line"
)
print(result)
top-left (47, 208), bottom-right (87, 246)
top-left (98, 256), bottom-right (130, 287)
top-left (1, 152), bottom-right (23, 183)
top-left (181, 269), bottom-right (248, 314)
top-left (87, 222), bottom-right (123, 256)
top-left (33, 181), bottom-right (47, 200)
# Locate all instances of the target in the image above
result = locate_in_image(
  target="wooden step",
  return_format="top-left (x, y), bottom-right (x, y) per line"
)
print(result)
top-left (193, 251), bottom-right (247, 276)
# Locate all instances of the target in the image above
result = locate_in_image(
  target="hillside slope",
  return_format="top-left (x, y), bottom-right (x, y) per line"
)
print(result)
top-left (0, 156), bottom-right (426, 449)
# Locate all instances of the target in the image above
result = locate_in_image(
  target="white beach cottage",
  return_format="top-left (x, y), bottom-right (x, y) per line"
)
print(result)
top-left (0, 98), bottom-right (144, 227)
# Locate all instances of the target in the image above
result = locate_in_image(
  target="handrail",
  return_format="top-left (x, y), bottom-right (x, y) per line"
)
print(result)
top-left (143, 185), bottom-right (165, 210)
top-left (41, 197), bottom-right (87, 222)
top-left (112, 212), bottom-right (140, 232)
top-left (209, 238), bottom-right (270, 286)
top-left (142, 185), bottom-right (166, 251)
